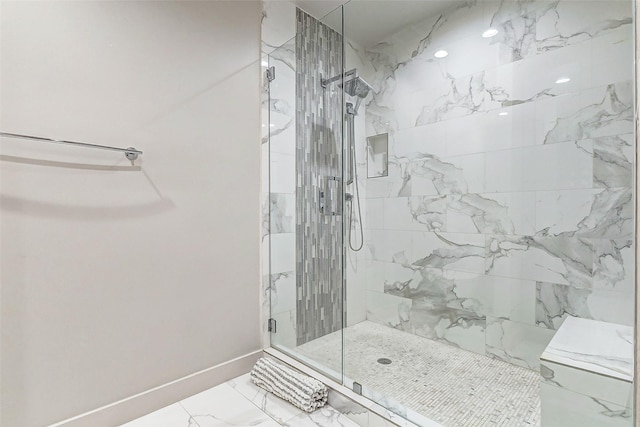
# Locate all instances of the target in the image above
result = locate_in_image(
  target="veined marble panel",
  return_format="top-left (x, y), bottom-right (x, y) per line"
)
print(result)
top-left (270, 193), bottom-right (295, 234)
top-left (366, 229), bottom-right (413, 264)
top-left (446, 192), bottom-right (536, 235)
top-left (406, 157), bottom-right (470, 196)
top-left (364, 159), bottom-right (409, 199)
top-left (262, 1), bottom-right (296, 55)
top-left (392, 121), bottom-right (447, 160)
top-left (484, 140), bottom-right (593, 193)
top-left (365, 198), bottom-right (384, 230)
top-left (398, 299), bottom-right (486, 354)
top-left (543, 81), bottom-right (633, 144)
top-left (540, 383), bottom-right (632, 427)
top-left (440, 153), bottom-right (485, 195)
top-left (593, 134), bottom-right (634, 188)
top-left (586, 289), bottom-right (635, 327)
top-left (269, 233), bottom-right (295, 274)
top-left (536, 281), bottom-right (592, 329)
top-left (486, 234), bottom-right (593, 288)
top-left (384, 266), bottom-right (536, 325)
top-left (535, 187), bottom-right (633, 238)
top-left (366, 260), bottom-right (418, 294)
top-left (366, 291), bottom-right (412, 329)
top-left (413, 231), bottom-right (486, 274)
top-left (444, 102), bottom-right (537, 157)
top-left (270, 152), bottom-right (296, 194)
top-left (270, 270), bottom-right (296, 315)
top-left (384, 196), bottom-right (447, 232)
top-left (540, 360), bottom-right (632, 408)
top-left (485, 317), bottom-right (555, 370)
top-left (592, 238), bottom-right (634, 293)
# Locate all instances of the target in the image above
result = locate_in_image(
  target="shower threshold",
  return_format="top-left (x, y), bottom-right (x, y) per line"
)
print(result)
top-left (294, 321), bottom-right (540, 427)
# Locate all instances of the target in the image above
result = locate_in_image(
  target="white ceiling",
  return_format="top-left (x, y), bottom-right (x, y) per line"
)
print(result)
top-left (294, 0), bottom-right (463, 47)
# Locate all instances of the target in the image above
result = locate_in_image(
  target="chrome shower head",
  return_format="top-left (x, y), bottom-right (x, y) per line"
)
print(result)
top-left (342, 75), bottom-right (373, 99)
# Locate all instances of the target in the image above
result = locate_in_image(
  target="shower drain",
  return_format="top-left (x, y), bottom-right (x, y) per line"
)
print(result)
top-left (377, 358), bottom-right (392, 365)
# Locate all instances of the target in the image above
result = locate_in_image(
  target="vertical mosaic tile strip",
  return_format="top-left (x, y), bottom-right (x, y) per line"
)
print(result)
top-left (295, 8), bottom-right (344, 345)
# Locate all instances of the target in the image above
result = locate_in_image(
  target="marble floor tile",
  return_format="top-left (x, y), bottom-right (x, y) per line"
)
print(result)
top-left (122, 374), bottom-right (367, 427)
top-left (121, 403), bottom-right (194, 427)
top-left (226, 373), bottom-right (304, 424)
top-left (179, 383), bottom-right (281, 427)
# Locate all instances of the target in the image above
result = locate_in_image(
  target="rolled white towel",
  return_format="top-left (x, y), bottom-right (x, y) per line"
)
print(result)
top-left (250, 357), bottom-right (328, 412)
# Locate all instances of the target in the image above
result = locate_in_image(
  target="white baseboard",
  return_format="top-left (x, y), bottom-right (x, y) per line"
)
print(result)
top-left (49, 350), bottom-right (262, 427)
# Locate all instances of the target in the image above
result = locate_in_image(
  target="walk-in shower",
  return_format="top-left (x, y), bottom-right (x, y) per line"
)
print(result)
top-left (265, 1), bottom-right (636, 426)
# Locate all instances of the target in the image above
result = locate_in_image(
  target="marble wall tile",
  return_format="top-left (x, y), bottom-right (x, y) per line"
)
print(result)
top-left (364, 160), bottom-right (408, 198)
top-left (385, 267), bottom-right (536, 325)
top-left (269, 152), bottom-right (296, 194)
top-left (485, 317), bottom-right (555, 370)
top-left (586, 289), bottom-right (635, 326)
top-left (593, 134), bottom-right (634, 188)
top-left (536, 281), bottom-right (592, 329)
top-left (269, 233), bottom-right (295, 274)
top-left (485, 234), bottom-right (594, 288)
top-left (262, 1), bottom-right (296, 55)
top-left (540, 383), bottom-right (633, 427)
top-left (537, 279), bottom-right (635, 328)
top-left (366, 291), bottom-right (412, 329)
top-left (538, 187), bottom-right (633, 238)
top-left (383, 196), bottom-right (446, 232)
top-left (484, 140), bottom-right (594, 193)
top-left (366, 229), bottom-right (413, 264)
top-left (446, 192), bottom-right (536, 235)
top-left (366, 260), bottom-right (419, 294)
top-left (540, 360), bottom-right (633, 408)
top-left (399, 300), bottom-right (486, 354)
top-left (392, 121), bottom-right (448, 159)
top-left (440, 153), bottom-right (485, 194)
top-left (444, 102), bottom-right (537, 157)
top-left (542, 81), bottom-right (633, 144)
top-left (413, 231), bottom-right (486, 274)
top-left (270, 193), bottom-right (295, 234)
top-left (366, 198), bottom-right (384, 230)
top-left (270, 271), bottom-right (296, 315)
top-left (592, 238), bottom-right (634, 293)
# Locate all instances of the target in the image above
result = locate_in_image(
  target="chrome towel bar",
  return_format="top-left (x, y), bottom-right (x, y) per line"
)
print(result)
top-left (0, 131), bottom-right (143, 160)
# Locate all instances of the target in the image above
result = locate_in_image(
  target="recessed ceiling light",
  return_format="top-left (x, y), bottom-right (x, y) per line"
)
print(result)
top-left (434, 50), bottom-right (448, 59)
top-left (261, 60), bottom-right (268, 67)
top-left (482, 28), bottom-right (499, 38)
top-left (498, 112), bottom-right (508, 116)
top-left (555, 77), bottom-right (571, 84)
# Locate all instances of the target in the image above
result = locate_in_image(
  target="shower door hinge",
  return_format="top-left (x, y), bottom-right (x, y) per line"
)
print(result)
top-left (352, 382), bottom-right (362, 395)
top-left (266, 66), bottom-right (276, 83)
top-left (268, 318), bottom-right (277, 333)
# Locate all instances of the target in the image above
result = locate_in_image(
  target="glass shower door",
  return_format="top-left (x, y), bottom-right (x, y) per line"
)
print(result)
top-left (267, 4), bottom-right (346, 383)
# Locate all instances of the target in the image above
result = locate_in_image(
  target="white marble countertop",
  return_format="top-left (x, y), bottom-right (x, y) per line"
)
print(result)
top-left (540, 317), bottom-right (634, 382)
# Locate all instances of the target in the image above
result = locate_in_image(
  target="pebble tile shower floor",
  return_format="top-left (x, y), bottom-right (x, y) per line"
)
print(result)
top-left (295, 321), bottom-right (540, 427)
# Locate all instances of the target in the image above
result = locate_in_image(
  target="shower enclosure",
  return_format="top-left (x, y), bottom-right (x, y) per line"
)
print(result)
top-left (264, 1), bottom-right (636, 426)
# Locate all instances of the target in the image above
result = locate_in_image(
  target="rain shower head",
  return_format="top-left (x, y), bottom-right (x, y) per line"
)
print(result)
top-left (341, 75), bottom-right (373, 99)
top-left (321, 68), bottom-right (373, 115)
